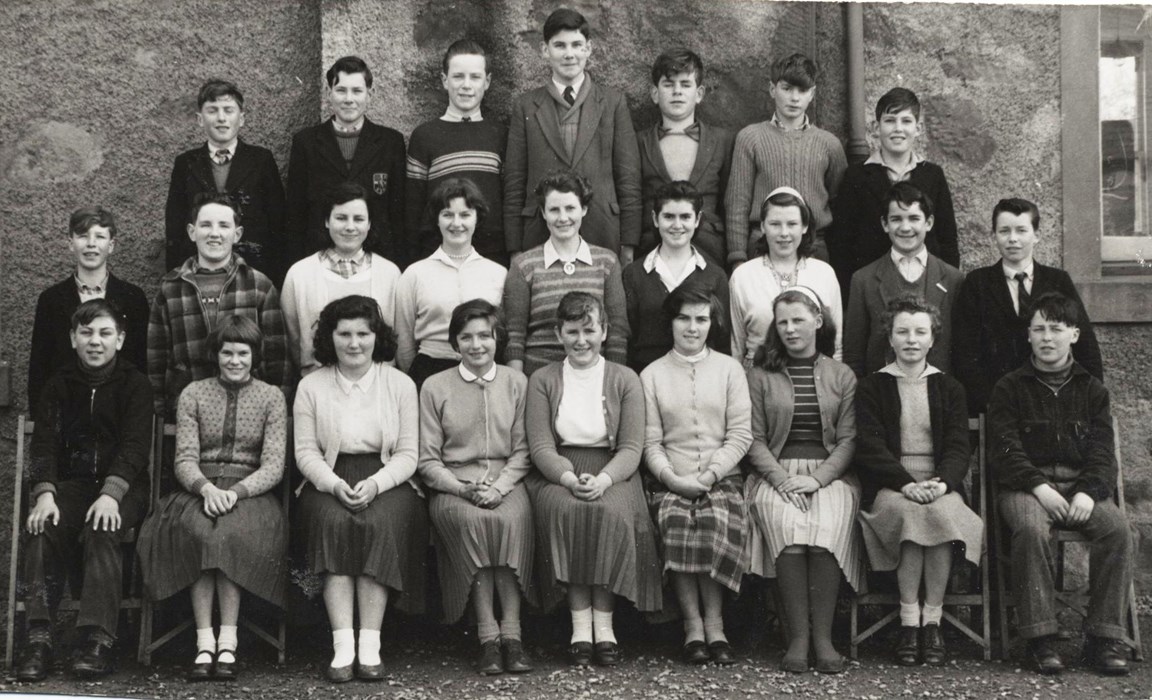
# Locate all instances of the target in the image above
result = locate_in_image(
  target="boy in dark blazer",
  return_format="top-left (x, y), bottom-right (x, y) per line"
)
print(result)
top-left (164, 80), bottom-right (286, 284)
top-left (285, 56), bottom-right (406, 267)
top-left (636, 48), bottom-right (733, 266)
top-left (844, 182), bottom-right (964, 376)
top-left (503, 8), bottom-right (641, 263)
top-left (954, 198), bottom-right (1103, 415)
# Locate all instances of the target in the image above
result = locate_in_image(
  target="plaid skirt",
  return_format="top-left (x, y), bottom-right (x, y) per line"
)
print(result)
top-left (651, 475), bottom-right (748, 593)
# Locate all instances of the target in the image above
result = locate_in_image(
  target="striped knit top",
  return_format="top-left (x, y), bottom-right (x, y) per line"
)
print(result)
top-left (502, 241), bottom-right (629, 372)
top-left (781, 355), bottom-right (828, 459)
top-left (724, 120), bottom-right (847, 263)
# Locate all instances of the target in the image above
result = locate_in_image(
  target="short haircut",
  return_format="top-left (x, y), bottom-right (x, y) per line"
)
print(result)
top-left (883, 181), bottom-right (935, 220)
top-left (197, 79), bottom-right (245, 110)
top-left (1029, 291), bottom-right (1082, 329)
top-left (881, 294), bottom-right (944, 339)
top-left (992, 197), bottom-right (1041, 231)
top-left (71, 298), bottom-right (125, 333)
top-left (326, 55), bottom-right (373, 89)
top-left (188, 192), bottom-right (241, 226)
top-left (312, 295), bottom-right (397, 366)
top-left (319, 182), bottom-right (377, 254)
top-left (69, 206), bottom-right (118, 239)
top-left (755, 288), bottom-right (836, 372)
top-left (756, 190), bottom-right (814, 258)
top-left (543, 8), bottom-right (590, 41)
top-left (441, 38), bottom-right (488, 74)
top-left (874, 86), bottom-right (920, 121)
top-left (661, 283), bottom-right (726, 341)
top-left (650, 47), bottom-right (705, 86)
top-left (424, 177), bottom-right (490, 234)
top-left (770, 53), bottom-right (819, 90)
top-left (448, 298), bottom-right (507, 353)
top-left (207, 314), bottom-right (263, 368)
top-left (652, 180), bottom-right (702, 216)
top-left (555, 291), bottom-right (604, 329)
top-left (535, 170), bottom-right (593, 208)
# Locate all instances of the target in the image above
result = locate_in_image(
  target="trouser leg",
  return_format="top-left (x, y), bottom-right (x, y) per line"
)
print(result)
top-left (21, 481), bottom-right (94, 626)
top-left (997, 491), bottom-right (1059, 640)
top-left (1078, 499), bottom-right (1133, 640)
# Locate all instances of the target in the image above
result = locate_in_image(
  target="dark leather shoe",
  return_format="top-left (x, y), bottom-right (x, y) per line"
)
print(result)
top-left (16, 641), bottom-right (52, 682)
top-left (501, 639), bottom-right (532, 673)
top-left (708, 641), bottom-right (736, 666)
top-left (1027, 636), bottom-right (1064, 675)
top-left (477, 640), bottom-right (503, 675)
top-left (1085, 636), bottom-right (1130, 676)
top-left (325, 663), bottom-right (354, 683)
top-left (71, 637), bottom-right (115, 678)
top-left (213, 650), bottom-right (237, 681)
top-left (683, 640), bottom-right (709, 665)
top-left (894, 625), bottom-right (920, 666)
top-left (568, 641), bottom-right (593, 667)
top-left (187, 651), bottom-right (214, 682)
top-left (593, 641), bottom-right (619, 666)
top-left (356, 661), bottom-right (384, 681)
top-left (921, 623), bottom-right (946, 666)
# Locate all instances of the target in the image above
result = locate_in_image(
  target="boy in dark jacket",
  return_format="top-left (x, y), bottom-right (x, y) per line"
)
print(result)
top-left (17, 299), bottom-right (154, 681)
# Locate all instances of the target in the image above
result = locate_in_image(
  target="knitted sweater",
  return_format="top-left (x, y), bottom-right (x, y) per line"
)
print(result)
top-left (502, 242), bottom-right (629, 368)
top-left (405, 119), bottom-right (506, 261)
top-left (724, 121), bottom-right (847, 263)
top-left (640, 350), bottom-right (752, 482)
top-left (174, 377), bottom-right (287, 500)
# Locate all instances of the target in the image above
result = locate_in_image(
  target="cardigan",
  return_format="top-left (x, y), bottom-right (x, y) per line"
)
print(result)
top-left (28, 273), bottom-right (149, 408)
top-left (293, 363), bottom-right (419, 496)
top-left (854, 370), bottom-right (970, 502)
top-left (281, 251), bottom-right (401, 374)
top-left (418, 365), bottom-right (530, 496)
top-left (746, 354), bottom-right (857, 488)
top-left (640, 350), bottom-right (752, 482)
top-left (952, 262), bottom-right (1104, 415)
top-left (988, 359), bottom-right (1114, 501)
top-left (526, 359), bottom-right (644, 486)
top-left (174, 377), bottom-right (286, 500)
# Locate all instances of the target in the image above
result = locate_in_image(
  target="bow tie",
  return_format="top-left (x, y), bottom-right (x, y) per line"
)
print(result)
top-left (657, 122), bottom-right (701, 142)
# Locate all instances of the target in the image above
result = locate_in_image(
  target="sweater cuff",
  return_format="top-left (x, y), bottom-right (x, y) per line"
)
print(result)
top-left (230, 483), bottom-right (251, 500)
top-left (314, 471), bottom-right (342, 495)
top-left (504, 345), bottom-right (525, 362)
top-left (30, 482), bottom-right (57, 499)
top-left (369, 470), bottom-right (399, 495)
top-left (190, 477), bottom-right (210, 495)
top-left (99, 476), bottom-right (130, 503)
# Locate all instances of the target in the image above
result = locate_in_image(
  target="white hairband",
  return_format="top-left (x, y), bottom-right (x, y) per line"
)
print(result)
top-left (776, 285), bottom-right (824, 310)
top-left (764, 186), bottom-right (807, 208)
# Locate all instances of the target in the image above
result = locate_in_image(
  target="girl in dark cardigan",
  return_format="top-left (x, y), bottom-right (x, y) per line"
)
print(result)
top-left (855, 296), bottom-right (982, 667)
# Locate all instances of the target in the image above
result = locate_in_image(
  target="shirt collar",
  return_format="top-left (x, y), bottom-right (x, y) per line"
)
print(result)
top-left (890, 246), bottom-right (928, 269)
top-left (770, 112), bottom-right (810, 131)
top-left (552, 73), bottom-right (585, 100)
top-left (642, 245), bottom-right (707, 272)
top-left (1002, 259), bottom-right (1035, 280)
top-left (74, 271), bottom-right (109, 295)
top-left (335, 364), bottom-right (376, 394)
top-left (322, 247), bottom-right (368, 265)
top-left (332, 116), bottom-right (365, 134)
top-left (879, 362), bottom-right (942, 378)
top-left (442, 105), bottom-right (483, 122)
top-left (543, 238), bottom-right (593, 268)
top-left (431, 246), bottom-right (482, 268)
top-left (864, 150), bottom-right (923, 182)
top-left (458, 363), bottom-right (498, 383)
top-left (207, 140), bottom-right (238, 158)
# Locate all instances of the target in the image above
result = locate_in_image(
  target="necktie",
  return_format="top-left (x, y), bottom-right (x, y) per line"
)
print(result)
top-left (563, 86), bottom-right (575, 106)
top-left (213, 149), bottom-right (231, 165)
top-left (657, 122), bottom-right (702, 142)
top-left (1015, 271), bottom-right (1032, 320)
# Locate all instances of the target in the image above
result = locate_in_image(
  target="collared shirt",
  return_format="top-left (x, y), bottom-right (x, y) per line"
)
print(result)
top-left (332, 116), bottom-right (365, 134)
top-left (1003, 259), bottom-right (1035, 314)
top-left (74, 272), bottom-right (109, 302)
top-left (443, 105), bottom-right (483, 122)
top-left (643, 245), bottom-right (707, 292)
top-left (458, 363), bottom-right (498, 383)
top-left (552, 74), bottom-right (586, 102)
top-left (891, 247), bottom-right (928, 283)
top-left (864, 150), bottom-right (924, 183)
top-left (543, 238), bottom-right (593, 269)
top-left (320, 247), bottom-right (372, 278)
top-left (430, 246), bottom-right (482, 269)
top-left (770, 111), bottom-right (810, 131)
top-left (335, 364), bottom-right (377, 395)
top-left (207, 140), bottom-right (237, 162)
top-left (879, 361), bottom-right (942, 379)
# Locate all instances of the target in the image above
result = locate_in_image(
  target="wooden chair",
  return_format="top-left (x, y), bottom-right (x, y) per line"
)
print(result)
top-left (137, 417), bottom-right (289, 664)
top-left (5, 415), bottom-right (150, 672)
top-left (991, 416), bottom-right (1143, 661)
top-left (849, 415), bottom-right (993, 660)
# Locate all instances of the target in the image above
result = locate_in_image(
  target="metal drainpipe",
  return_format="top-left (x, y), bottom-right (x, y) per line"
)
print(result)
top-left (846, 3), bottom-right (869, 164)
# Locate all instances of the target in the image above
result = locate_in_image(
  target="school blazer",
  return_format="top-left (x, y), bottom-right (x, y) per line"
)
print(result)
top-left (952, 262), bottom-right (1104, 415)
top-left (636, 121), bottom-right (734, 265)
top-left (503, 78), bottom-right (642, 254)
top-left (843, 253), bottom-right (965, 377)
top-left (164, 140), bottom-right (286, 282)
top-left (285, 118), bottom-right (406, 267)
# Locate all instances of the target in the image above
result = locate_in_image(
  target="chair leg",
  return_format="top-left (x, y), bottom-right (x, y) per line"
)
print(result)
top-left (137, 596), bottom-right (153, 665)
top-left (1128, 582), bottom-right (1143, 661)
top-left (849, 597), bottom-right (859, 660)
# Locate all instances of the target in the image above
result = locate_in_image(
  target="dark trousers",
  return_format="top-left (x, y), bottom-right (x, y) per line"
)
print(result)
top-left (22, 479), bottom-right (148, 639)
top-left (998, 489), bottom-right (1132, 640)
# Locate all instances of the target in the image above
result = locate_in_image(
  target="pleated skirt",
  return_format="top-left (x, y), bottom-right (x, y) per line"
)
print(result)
top-left (526, 446), bottom-right (663, 612)
top-left (137, 475), bottom-right (286, 606)
top-left (428, 483), bottom-right (535, 623)
top-left (745, 458), bottom-right (865, 592)
top-left (651, 476), bottom-right (749, 593)
top-left (858, 457), bottom-right (984, 571)
top-left (296, 453), bottom-right (429, 614)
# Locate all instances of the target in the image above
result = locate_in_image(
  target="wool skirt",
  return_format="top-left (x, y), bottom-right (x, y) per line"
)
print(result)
top-left (745, 458), bottom-right (865, 592)
top-left (137, 474), bottom-right (286, 607)
top-left (650, 475), bottom-right (749, 593)
top-left (858, 456), bottom-right (984, 571)
top-left (296, 453), bottom-right (429, 615)
top-left (526, 446), bottom-right (663, 612)
top-left (428, 482), bottom-right (535, 623)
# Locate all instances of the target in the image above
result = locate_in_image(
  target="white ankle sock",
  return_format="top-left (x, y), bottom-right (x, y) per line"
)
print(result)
top-left (899, 601), bottom-right (922, 627)
top-left (331, 628), bottom-right (355, 668)
top-left (922, 603), bottom-right (943, 626)
top-left (358, 629), bottom-right (382, 666)
top-left (195, 628), bottom-right (215, 662)
top-left (592, 609), bottom-right (617, 645)
top-left (570, 607), bottom-right (593, 645)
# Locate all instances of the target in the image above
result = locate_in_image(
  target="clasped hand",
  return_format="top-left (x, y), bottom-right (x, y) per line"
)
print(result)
top-left (567, 473), bottom-right (612, 501)
top-left (901, 478), bottom-right (947, 504)
top-left (775, 474), bottom-right (821, 511)
top-left (459, 481), bottom-right (503, 509)
top-left (1033, 484), bottom-right (1095, 527)
top-left (333, 478), bottom-right (380, 512)
top-left (200, 483), bottom-right (239, 517)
